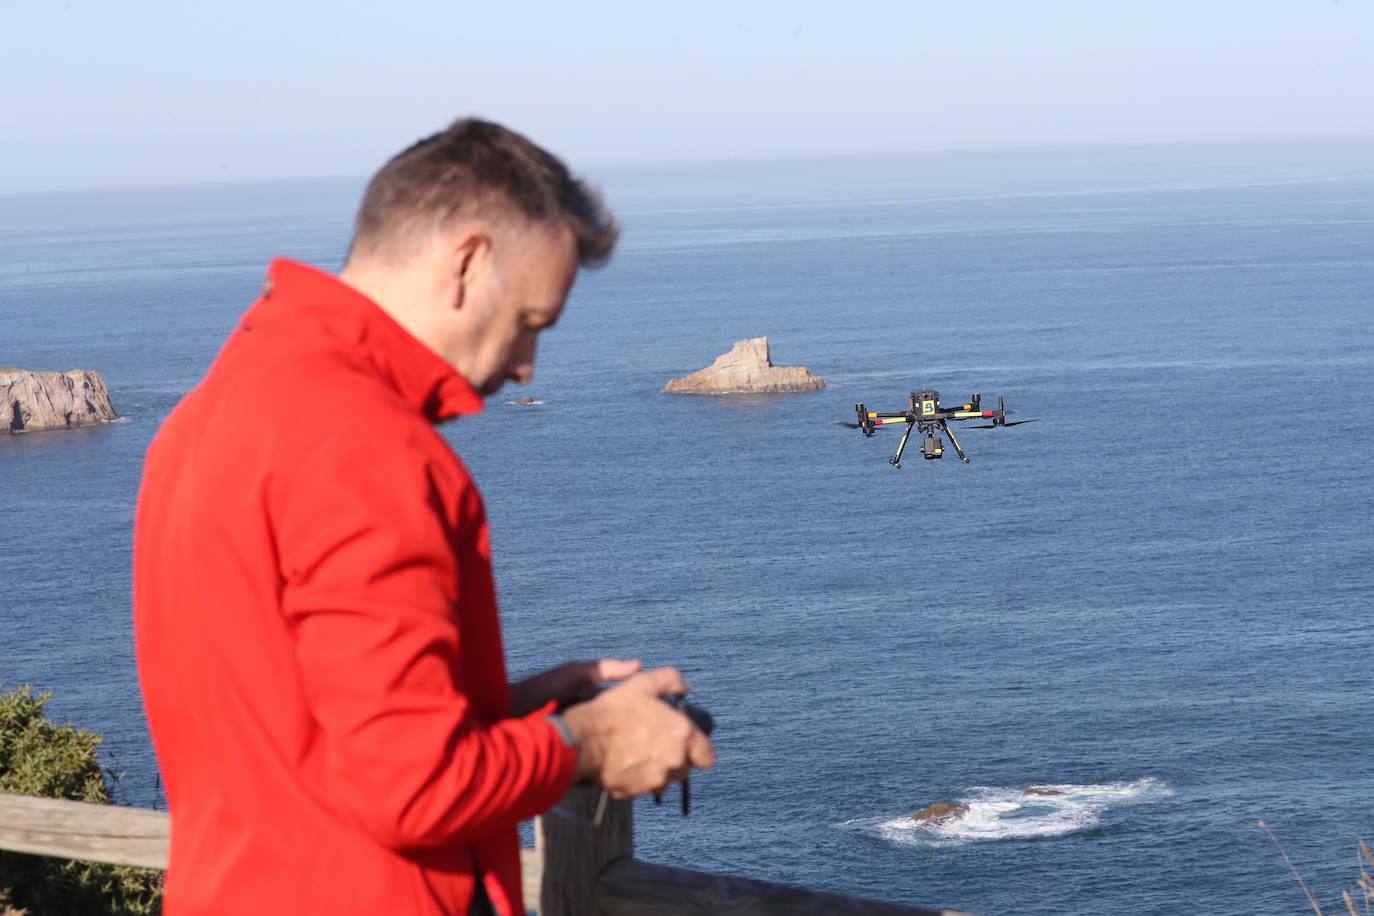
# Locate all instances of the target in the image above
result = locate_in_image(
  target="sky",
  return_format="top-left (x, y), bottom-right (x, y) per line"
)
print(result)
top-left (2, 0), bottom-right (1372, 194)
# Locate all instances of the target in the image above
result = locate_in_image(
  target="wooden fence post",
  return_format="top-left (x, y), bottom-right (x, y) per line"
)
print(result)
top-left (536, 784), bottom-right (632, 916)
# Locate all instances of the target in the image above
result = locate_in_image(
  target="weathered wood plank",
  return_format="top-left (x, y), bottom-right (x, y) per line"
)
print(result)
top-left (595, 859), bottom-right (962, 916)
top-left (0, 792), bottom-right (542, 913)
top-left (521, 845), bottom-right (542, 913)
top-left (537, 784), bottom-right (633, 916)
top-left (0, 793), bottom-right (168, 869)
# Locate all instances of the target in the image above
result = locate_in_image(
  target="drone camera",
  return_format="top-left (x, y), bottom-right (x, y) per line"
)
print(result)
top-left (922, 435), bottom-right (944, 460)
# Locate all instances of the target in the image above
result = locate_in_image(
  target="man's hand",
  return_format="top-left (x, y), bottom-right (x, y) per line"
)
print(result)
top-left (509, 658), bottom-right (642, 717)
top-left (560, 667), bottom-right (716, 799)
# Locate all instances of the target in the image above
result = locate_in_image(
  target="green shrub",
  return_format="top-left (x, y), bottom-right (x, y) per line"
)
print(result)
top-left (0, 685), bottom-right (162, 915)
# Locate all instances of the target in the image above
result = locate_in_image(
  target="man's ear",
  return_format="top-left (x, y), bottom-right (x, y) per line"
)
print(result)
top-left (449, 231), bottom-right (489, 310)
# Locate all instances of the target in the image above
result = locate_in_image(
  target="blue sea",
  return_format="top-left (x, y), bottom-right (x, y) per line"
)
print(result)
top-left (3, 138), bottom-right (1373, 914)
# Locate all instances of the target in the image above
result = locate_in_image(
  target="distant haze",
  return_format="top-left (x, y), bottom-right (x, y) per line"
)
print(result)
top-left (2, 0), bottom-right (1372, 194)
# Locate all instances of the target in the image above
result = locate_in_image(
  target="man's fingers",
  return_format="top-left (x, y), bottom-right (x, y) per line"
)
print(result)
top-left (592, 658), bottom-right (642, 684)
top-left (629, 666), bottom-right (691, 697)
top-left (687, 729), bottom-right (715, 769)
top-left (573, 664), bottom-right (711, 799)
top-left (662, 734), bottom-right (714, 791)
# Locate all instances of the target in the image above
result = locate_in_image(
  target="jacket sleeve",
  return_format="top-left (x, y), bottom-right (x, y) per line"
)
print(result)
top-left (272, 425), bottom-right (577, 850)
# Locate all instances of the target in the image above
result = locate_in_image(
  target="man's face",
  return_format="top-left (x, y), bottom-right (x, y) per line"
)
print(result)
top-left (451, 220), bottom-right (578, 397)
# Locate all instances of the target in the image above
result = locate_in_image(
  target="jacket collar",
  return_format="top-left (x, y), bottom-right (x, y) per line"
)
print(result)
top-left (261, 259), bottom-right (484, 423)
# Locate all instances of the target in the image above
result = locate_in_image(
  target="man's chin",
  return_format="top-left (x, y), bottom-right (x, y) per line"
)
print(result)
top-left (478, 379), bottom-right (506, 398)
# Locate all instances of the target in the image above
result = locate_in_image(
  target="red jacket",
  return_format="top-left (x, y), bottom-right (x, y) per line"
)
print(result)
top-left (134, 259), bottom-right (576, 915)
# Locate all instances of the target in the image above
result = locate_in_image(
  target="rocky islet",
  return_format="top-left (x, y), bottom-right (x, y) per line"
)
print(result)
top-left (1, 368), bottom-right (118, 433)
top-left (664, 337), bottom-right (824, 395)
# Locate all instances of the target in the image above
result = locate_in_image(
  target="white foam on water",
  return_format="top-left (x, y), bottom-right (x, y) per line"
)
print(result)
top-left (853, 777), bottom-right (1173, 848)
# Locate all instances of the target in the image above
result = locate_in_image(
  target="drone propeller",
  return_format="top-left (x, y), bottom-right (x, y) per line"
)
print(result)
top-left (968, 419), bottom-right (1039, 428)
top-left (835, 421), bottom-right (864, 429)
top-left (968, 396), bottom-right (1038, 428)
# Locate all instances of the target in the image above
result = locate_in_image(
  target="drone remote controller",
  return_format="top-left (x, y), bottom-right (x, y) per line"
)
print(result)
top-left (667, 695), bottom-right (714, 737)
top-left (590, 695), bottom-right (714, 826)
top-left (659, 696), bottom-right (711, 816)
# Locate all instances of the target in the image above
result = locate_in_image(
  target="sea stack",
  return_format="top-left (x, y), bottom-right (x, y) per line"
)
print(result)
top-left (663, 337), bottom-right (824, 395)
top-left (1, 368), bottom-right (118, 433)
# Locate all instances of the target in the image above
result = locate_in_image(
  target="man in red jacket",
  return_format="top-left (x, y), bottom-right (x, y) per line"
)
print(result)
top-left (134, 119), bottom-right (714, 915)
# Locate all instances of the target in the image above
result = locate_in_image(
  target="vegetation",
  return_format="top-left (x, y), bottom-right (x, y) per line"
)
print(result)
top-left (1343, 841), bottom-right (1374, 916)
top-left (0, 685), bottom-right (162, 915)
top-left (1260, 820), bottom-right (1374, 916)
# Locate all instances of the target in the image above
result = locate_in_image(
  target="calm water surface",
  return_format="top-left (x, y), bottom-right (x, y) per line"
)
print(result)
top-left (3, 140), bottom-right (1373, 914)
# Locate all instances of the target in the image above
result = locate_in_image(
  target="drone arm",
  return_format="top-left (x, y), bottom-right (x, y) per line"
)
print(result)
top-left (867, 411), bottom-right (912, 430)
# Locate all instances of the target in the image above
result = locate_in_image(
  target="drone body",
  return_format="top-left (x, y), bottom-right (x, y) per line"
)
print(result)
top-left (847, 389), bottom-right (1036, 468)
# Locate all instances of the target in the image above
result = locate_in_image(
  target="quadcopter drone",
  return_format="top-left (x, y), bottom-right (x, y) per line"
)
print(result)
top-left (841, 389), bottom-right (1037, 468)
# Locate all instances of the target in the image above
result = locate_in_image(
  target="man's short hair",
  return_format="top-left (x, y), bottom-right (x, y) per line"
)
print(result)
top-left (349, 118), bottom-right (619, 267)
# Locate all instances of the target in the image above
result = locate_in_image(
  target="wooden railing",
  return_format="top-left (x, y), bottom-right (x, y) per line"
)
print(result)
top-left (0, 788), bottom-right (960, 914)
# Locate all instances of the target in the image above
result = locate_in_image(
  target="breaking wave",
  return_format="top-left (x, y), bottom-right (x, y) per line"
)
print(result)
top-left (849, 777), bottom-right (1172, 847)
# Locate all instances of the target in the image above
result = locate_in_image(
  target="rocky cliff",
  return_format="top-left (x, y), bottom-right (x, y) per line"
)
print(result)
top-left (1, 369), bottom-right (118, 433)
top-left (663, 337), bottom-right (824, 395)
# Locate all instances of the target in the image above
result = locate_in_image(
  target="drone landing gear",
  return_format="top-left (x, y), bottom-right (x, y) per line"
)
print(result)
top-left (889, 420), bottom-right (964, 468)
top-left (940, 420), bottom-right (971, 464)
top-left (889, 420), bottom-right (916, 469)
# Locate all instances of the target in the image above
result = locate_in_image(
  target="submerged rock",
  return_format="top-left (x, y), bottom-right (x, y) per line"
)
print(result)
top-left (1023, 787), bottom-right (1064, 797)
top-left (1, 368), bottom-right (117, 433)
top-left (910, 802), bottom-right (969, 824)
top-left (663, 337), bottom-right (824, 395)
